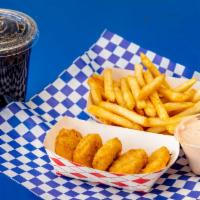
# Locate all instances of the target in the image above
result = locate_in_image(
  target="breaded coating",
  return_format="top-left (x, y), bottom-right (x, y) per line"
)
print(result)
top-left (92, 138), bottom-right (122, 170)
top-left (55, 128), bottom-right (82, 161)
top-left (73, 134), bottom-right (102, 167)
top-left (109, 149), bottom-right (148, 174)
top-left (142, 146), bottom-right (170, 173)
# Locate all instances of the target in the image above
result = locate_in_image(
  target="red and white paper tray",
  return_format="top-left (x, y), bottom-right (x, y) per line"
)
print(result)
top-left (44, 116), bottom-right (180, 192)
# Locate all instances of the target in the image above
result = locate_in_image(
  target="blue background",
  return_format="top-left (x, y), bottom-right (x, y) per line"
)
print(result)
top-left (1, 0), bottom-right (200, 199)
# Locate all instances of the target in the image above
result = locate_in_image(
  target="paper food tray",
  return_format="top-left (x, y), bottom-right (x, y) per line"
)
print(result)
top-left (44, 116), bottom-right (180, 192)
top-left (87, 67), bottom-right (200, 129)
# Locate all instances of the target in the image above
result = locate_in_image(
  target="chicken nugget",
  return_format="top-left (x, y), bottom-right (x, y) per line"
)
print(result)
top-left (92, 138), bottom-right (122, 171)
top-left (55, 128), bottom-right (82, 161)
top-left (73, 134), bottom-right (102, 167)
top-left (142, 146), bottom-right (170, 173)
top-left (109, 149), bottom-right (148, 174)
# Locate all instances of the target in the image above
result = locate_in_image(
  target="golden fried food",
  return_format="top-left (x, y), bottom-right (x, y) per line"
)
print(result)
top-left (192, 89), bottom-right (200, 102)
top-left (73, 134), bottom-right (102, 167)
top-left (113, 82), bottom-right (125, 107)
top-left (146, 126), bottom-right (166, 134)
top-left (144, 99), bottom-right (157, 117)
top-left (103, 68), bottom-right (115, 102)
top-left (88, 105), bottom-right (143, 130)
top-left (159, 87), bottom-right (195, 102)
top-left (55, 129), bottom-right (82, 161)
top-left (92, 138), bottom-right (122, 171)
top-left (142, 146), bottom-right (170, 173)
top-left (86, 53), bottom-right (200, 135)
top-left (174, 78), bottom-right (196, 92)
top-left (144, 70), bottom-right (169, 120)
top-left (109, 149), bottom-right (148, 174)
top-left (127, 76), bottom-right (146, 109)
top-left (134, 64), bottom-right (145, 87)
top-left (164, 102), bottom-right (194, 113)
top-left (138, 75), bottom-right (165, 100)
top-left (120, 77), bottom-right (135, 110)
top-left (99, 101), bottom-right (148, 127)
top-left (87, 78), bottom-right (102, 105)
top-left (140, 53), bottom-right (170, 88)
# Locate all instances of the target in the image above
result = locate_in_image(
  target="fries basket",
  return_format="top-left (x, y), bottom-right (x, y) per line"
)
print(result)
top-left (44, 116), bottom-right (179, 192)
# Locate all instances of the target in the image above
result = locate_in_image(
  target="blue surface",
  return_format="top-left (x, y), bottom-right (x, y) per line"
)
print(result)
top-left (0, 0), bottom-right (200, 199)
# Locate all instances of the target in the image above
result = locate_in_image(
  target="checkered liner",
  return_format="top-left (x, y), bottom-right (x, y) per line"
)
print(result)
top-left (0, 30), bottom-right (200, 200)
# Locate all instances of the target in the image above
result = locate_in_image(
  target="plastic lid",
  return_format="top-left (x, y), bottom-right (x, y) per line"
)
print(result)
top-left (0, 9), bottom-right (38, 56)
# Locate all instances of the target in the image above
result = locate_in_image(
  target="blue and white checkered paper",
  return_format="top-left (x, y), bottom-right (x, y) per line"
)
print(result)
top-left (0, 30), bottom-right (200, 200)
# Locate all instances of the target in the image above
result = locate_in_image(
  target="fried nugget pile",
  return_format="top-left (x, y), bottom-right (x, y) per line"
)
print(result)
top-left (87, 53), bottom-right (200, 134)
top-left (55, 128), bottom-right (170, 174)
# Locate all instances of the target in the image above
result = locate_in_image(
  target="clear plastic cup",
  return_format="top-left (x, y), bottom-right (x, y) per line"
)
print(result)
top-left (175, 115), bottom-right (200, 175)
top-left (0, 9), bottom-right (38, 106)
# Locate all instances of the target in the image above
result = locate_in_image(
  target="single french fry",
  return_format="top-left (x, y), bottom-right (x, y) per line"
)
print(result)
top-left (97, 117), bottom-right (112, 125)
top-left (99, 101), bottom-right (148, 127)
top-left (134, 64), bottom-right (145, 87)
top-left (144, 99), bottom-right (157, 117)
top-left (166, 123), bottom-right (178, 134)
top-left (92, 73), bottom-right (104, 81)
top-left (138, 75), bottom-right (165, 100)
top-left (147, 116), bottom-right (183, 127)
top-left (159, 87), bottom-right (195, 102)
top-left (89, 76), bottom-right (106, 99)
top-left (144, 71), bottom-right (169, 120)
top-left (135, 107), bottom-right (145, 116)
top-left (103, 68), bottom-right (115, 102)
top-left (146, 126), bottom-right (167, 134)
top-left (164, 102), bottom-right (194, 113)
top-left (140, 53), bottom-right (170, 88)
top-left (127, 76), bottom-right (146, 109)
top-left (174, 78), bottom-right (196, 92)
top-left (113, 82), bottom-right (125, 107)
top-left (192, 89), bottom-right (200, 102)
top-left (172, 101), bottom-right (200, 118)
top-left (120, 78), bottom-right (135, 110)
top-left (88, 105), bottom-right (143, 130)
top-left (92, 74), bottom-right (104, 87)
top-left (87, 78), bottom-right (102, 105)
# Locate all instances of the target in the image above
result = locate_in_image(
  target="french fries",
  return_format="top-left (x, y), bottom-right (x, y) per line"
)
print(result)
top-left (87, 54), bottom-right (200, 135)
top-left (120, 78), bottom-right (135, 110)
top-left (146, 126), bottom-right (166, 134)
top-left (138, 75), bottom-right (165, 100)
top-left (144, 70), bottom-right (169, 120)
top-left (172, 101), bottom-right (200, 118)
top-left (164, 102), bottom-right (194, 113)
top-left (192, 89), bottom-right (200, 102)
top-left (87, 78), bottom-right (102, 105)
top-left (88, 105), bottom-right (143, 130)
top-left (103, 68), bottom-right (115, 102)
top-left (134, 64), bottom-right (145, 87)
top-left (113, 82), bottom-right (125, 107)
top-left (99, 101), bottom-right (148, 127)
top-left (174, 78), bottom-right (196, 92)
top-left (140, 53), bottom-right (170, 88)
top-left (127, 76), bottom-right (146, 109)
top-left (159, 87), bottom-right (195, 102)
top-left (144, 99), bottom-right (156, 117)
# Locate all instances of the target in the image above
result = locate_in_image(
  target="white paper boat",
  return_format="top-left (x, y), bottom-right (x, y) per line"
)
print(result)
top-left (44, 116), bottom-right (179, 192)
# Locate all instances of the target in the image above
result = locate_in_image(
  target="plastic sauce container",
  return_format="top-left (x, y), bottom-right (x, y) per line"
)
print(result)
top-left (175, 114), bottom-right (200, 175)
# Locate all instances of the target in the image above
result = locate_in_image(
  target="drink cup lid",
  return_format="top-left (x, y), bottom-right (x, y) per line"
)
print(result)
top-left (0, 9), bottom-right (38, 57)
